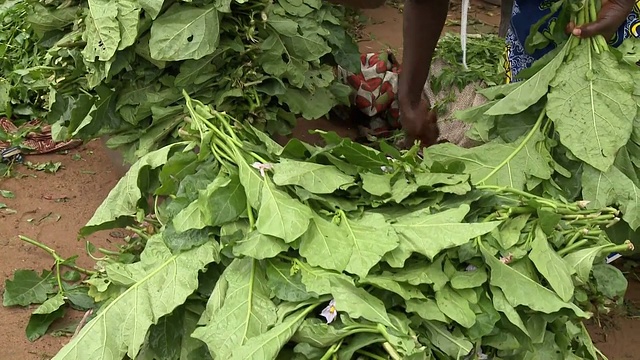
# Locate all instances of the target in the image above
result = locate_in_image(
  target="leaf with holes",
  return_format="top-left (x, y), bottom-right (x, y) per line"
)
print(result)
top-left (82, 0), bottom-right (121, 61)
top-left (547, 42), bottom-right (636, 172)
top-left (149, 3), bottom-right (220, 61)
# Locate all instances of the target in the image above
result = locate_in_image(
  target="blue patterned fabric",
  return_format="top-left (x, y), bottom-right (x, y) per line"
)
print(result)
top-left (504, 0), bottom-right (640, 82)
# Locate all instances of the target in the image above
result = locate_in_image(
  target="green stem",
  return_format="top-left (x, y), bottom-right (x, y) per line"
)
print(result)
top-left (558, 239), bottom-right (589, 256)
top-left (566, 231), bottom-right (582, 247)
top-left (200, 114), bottom-right (244, 149)
top-left (478, 185), bottom-right (577, 211)
top-left (605, 241), bottom-right (635, 254)
top-left (588, 0), bottom-right (598, 26)
top-left (211, 132), bottom-right (239, 160)
top-left (214, 111), bottom-right (241, 143)
top-left (154, 196), bottom-right (165, 227)
top-left (356, 350), bottom-right (387, 360)
top-left (125, 226), bottom-right (149, 240)
top-left (248, 151), bottom-right (269, 164)
top-left (212, 141), bottom-right (236, 164)
top-left (247, 198), bottom-right (256, 229)
top-left (591, 39), bottom-right (601, 55)
top-left (54, 261), bottom-right (64, 293)
top-left (208, 143), bottom-right (226, 166)
top-left (577, 4), bottom-right (586, 26)
top-left (18, 236), bottom-right (96, 276)
top-left (97, 247), bottom-right (121, 256)
top-left (563, 214), bottom-right (615, 221)
top-left (320, 341), bottom-right (343, 360)
top-left (382, 342), bottom-right (401, 360)
top-left (540, 119), bottom-right (553, 138)
top-left (19, 236), bottom-right (61, 261)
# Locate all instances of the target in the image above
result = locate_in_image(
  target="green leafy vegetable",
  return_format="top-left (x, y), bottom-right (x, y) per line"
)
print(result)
top-left (3, 95), bottom-right (627, 360)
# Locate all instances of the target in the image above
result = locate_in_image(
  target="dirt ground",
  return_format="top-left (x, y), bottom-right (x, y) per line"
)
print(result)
top-left (1, 1), bottom-right (639, 359)
top-left (0, 140), bottom-right (126, 360)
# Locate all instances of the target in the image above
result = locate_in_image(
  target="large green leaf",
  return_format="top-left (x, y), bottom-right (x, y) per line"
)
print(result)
top-left (329, 277), bottom-right (396, 330)
top-left (3, 270), bottom-right (55, 307)
top-left (82, 0), bottom-right (121, 61)
top-left (435, 285), bottom-right (476, 328)
top-left (484, 40), bottom-right (568, 116)
top-left (299, 213), bottom-right (352, 272)
top-left (272, 159), bottom-right (354, 194)
top-left (480, 244), bottom-right (587, 317)
top-left (299, 262), bottom-right (354, 295)
top-left (425, 131), bottom-right (552, 189)
top-left (52, 236), bottom-right (219, 360)
top-left (547, 43), bottom-right (636, 172)
top-left (256, 177), bottom-right (313, 242)
top-left (234, 231), bottom-right (290, 260)
top-left (562, 245), bottom-right (611, 283)
top-left (423, 321), bottom-right (473, 358)
top-left (81, 143), bottom-right (185, 236)
top-left (192, 258), bottom-right (277, 359)
top-left (266, 259), bottom-right (315, 302)
top-left (238, 156), bottom-right (264, 209)
top-left (529, 227), bottom-right (575, 302)
top-left (341, 213), bottom-right (399, 278)
top-left (138, 0), bottom-right (165, 19)
top-left (27, 3), bottom-right (78, 33)
top-left (405, 298), bottom-right (448, 322)
top-left (173, 173), bottom-right (247, 232)
top-left (230, 306), bottom-right (316, 360)
top-left (392, 205), bottom-right (500, 260)
top-left (491, 286), bottom-right (529, 336)
top-left (149, 4), bottom-right (220, 61)
top-left (116, 0), bottom-right (140, 51)
top-left (582, 164), bottom-right (640, 230)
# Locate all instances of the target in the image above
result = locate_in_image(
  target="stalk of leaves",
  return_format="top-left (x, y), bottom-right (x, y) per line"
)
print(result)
top-left (426, 0), bottom-right (640, 248)
top-left (3, 94), bottom-right (633, 360)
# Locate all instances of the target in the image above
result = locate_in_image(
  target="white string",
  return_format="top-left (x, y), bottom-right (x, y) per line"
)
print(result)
top-left (461, 0), bottom-right (470, 70)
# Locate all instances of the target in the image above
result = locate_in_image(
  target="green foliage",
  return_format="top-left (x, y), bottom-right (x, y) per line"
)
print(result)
top-left (0, 0), bottom-right (73, 120)
top-left (6, 0), bottom-right (359, 163)
top-left (5, 95), bottom-right (630, 359)
top-left (431, 32), bottom-right (506, 93)
top-left (429, 2), bottom-right (640, 248)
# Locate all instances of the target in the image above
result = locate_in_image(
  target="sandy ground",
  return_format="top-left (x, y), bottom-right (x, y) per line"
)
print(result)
top-left (1, 2), bottom-right (639, 359)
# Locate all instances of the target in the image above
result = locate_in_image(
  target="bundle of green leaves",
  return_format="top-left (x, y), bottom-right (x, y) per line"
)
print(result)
top-left (5, 94), bottom-right (633, 359)
top-left (431, 32), bottom-right (505, 95)
top-left (0, 0), bottom-right (73, 120)
top-left (425, 0), bottom-right (640, 249)
top-left (14, 0), bottom-right (359, 162)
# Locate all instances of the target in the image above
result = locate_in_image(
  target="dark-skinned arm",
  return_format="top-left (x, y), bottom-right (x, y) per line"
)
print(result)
top-left (398, 0), bottom-right (449, 148)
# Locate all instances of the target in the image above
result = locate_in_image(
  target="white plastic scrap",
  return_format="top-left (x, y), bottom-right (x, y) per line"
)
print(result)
top-left (461, 0), bottom-right (470, 69)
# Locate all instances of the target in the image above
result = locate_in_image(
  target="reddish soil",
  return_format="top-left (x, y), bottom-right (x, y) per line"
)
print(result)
top-left (0, 140), bottom-right (126, 360)
top-left (1, 2), bottom-right (638, 360)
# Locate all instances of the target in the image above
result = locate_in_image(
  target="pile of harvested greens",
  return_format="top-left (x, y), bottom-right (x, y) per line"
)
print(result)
top-left (4, 94), bottom-right (633, 359)
top-left (4, 0), bottom-right (359, 162)
top-left (427, 0), bottom-right (640, 249)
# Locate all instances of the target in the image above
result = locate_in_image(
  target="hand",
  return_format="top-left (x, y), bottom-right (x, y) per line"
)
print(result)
top-left (567, 0), bottom-right (635, 40)
top-left (399, 98), bottom-right (440, 149)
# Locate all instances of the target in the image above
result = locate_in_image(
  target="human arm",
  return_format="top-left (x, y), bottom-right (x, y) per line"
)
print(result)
top-left (398, 0), bottom-right (449, 148)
